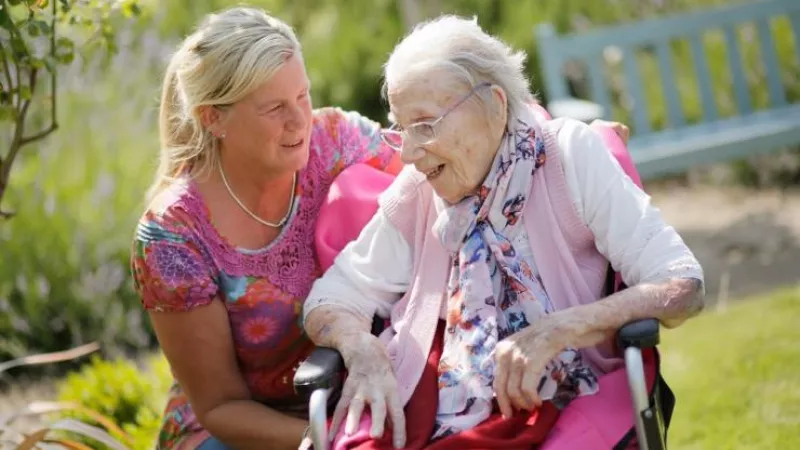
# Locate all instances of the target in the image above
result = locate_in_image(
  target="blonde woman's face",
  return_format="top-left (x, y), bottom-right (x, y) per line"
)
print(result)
top-left (221, 55), bottom-right (313, 176)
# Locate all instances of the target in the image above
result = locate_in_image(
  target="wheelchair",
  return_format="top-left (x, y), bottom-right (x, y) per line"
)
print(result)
top-left (293, 268), bottom-right (675, 450)
top-left (294, 101), bottom-right (675, 449)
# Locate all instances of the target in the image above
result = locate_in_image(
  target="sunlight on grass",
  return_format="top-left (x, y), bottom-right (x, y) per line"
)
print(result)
top-left (661, 286), bottom-right (800, 449)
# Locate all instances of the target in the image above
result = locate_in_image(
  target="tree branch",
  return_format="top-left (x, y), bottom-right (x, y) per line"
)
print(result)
top-left (0, 42), bottom-right (12, 96)
top-left (19, 0), bottom-right (59, 147)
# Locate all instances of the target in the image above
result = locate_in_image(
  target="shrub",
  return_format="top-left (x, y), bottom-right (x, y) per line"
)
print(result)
top-left (55, 353), bottom-right (171, 450)
top-left (1, 345), bottom-right (166, 450)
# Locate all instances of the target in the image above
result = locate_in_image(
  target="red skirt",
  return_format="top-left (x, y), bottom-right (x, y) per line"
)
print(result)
top-left (334, 321), bottom-right (560, 450)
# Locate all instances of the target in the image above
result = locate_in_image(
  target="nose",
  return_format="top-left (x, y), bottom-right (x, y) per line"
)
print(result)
top-left (400, 140), bottom-right (425, 164)
top-left (285, 103), bottom-right (307, 132)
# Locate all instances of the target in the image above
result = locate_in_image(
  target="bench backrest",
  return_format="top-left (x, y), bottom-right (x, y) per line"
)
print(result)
top-left (536, 0), bottom-right (800, 137)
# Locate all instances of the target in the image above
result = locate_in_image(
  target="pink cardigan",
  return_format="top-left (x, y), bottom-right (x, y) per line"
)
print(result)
top-left (375, 120), bottom-right (621, 407)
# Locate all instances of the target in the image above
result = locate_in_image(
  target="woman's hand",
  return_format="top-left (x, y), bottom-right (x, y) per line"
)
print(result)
top-left (331, 333), bottom-right (406, 449)
top-left (591, 119), bottom-right (630, 145)
top-left (492, 308), bottom-right (602, 418)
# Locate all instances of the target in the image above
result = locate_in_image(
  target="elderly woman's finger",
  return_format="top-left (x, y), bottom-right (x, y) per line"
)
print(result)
top-left (329, 391), bottom-right (352, 441)
top-left (369, 395), bottom-right (386, 438)
top-left (505, 364), bottom-right (530, 411)
top-left (521, 368), bottom-right (543, 409)
top-left (344, 395), bottom-right (366, 435)
top-left (388, 394), bottom-right (406, 449)
top-left (492, 360), bottom-right (514, 419)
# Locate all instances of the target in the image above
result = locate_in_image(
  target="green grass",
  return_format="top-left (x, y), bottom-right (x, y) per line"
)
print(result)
top-left (661, 286), bottom-right (800, 449)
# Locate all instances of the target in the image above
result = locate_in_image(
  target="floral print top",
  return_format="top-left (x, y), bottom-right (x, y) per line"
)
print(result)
top-left (130, 107), bottom-right (397, 450)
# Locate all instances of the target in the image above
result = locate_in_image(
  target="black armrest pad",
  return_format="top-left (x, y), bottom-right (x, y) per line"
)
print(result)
top-left (293, 347), bottom-right (345, 399)
top-left (616, 318), bottom-right (660, 350)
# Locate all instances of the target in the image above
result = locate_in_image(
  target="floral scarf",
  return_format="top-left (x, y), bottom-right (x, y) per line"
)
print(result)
top-left (431, 106), bottom-right (598, 439)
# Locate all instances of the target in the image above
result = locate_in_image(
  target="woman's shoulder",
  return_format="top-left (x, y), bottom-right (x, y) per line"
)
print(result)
top-left (311, 106), bottom-right (380, 130)
top-left (135, 179), bottom-right (207, 247)
top-left (131, 181), bottom-right (219, 313)
top-left (309, 107), bottom-right (396, 176)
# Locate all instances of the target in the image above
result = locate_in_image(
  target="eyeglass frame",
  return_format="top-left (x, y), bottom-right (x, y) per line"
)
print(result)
top-left (380, 81), bottom-right (492, 150)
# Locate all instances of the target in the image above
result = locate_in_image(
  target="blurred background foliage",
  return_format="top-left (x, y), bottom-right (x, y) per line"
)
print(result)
top-left (0, 0), bottom-right (798, 370)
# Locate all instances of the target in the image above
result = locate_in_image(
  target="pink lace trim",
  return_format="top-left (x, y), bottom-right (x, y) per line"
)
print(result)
top-left (175, 153), bottom-right (331, 299)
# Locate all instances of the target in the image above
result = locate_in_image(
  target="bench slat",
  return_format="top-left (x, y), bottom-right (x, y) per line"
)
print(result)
top-left (722, 24), bottom-right (752, 116)
top-left (790, 12), bottom-right (800, 82)
top-left (622, 46), bottom-right (651, 134)
top-left (535, 24), bottom-right (571, 102)
top-left (586, 53), bottom-right (613, 122)
top-left (756, 18), bottom-right (787, 108)
top-left (689, 34), bottom-right (718, 122)
top-left (655, 40), bottom-right (684, 128)
top-left (542, 0), bottom-right (800, 59)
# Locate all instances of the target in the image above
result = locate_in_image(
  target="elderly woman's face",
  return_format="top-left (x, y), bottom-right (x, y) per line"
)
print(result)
top-left (388, 72), bottom-right (506, 204)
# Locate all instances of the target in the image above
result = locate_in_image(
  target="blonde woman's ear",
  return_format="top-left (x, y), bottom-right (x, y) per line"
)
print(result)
top-left (197, 104), bottom-right (226, 137)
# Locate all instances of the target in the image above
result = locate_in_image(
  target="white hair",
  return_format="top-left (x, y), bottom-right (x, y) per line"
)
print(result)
top-left (148, 7), bottom-right (301, 201)
top-left (383, 15), bottom-right (533, 125)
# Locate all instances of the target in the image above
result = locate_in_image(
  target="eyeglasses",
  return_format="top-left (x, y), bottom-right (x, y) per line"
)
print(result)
top-left (380, 81), bottom-right (492, 151)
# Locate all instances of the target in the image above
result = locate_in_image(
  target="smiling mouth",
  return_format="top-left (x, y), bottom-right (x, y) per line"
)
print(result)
top-left (422, 164), bottom-right (445, 180)
top-left (282, 139), bottom-right (304, 149)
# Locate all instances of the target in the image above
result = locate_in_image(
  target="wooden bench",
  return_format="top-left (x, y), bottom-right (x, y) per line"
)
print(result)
top-left (535, 0), bottom-right (800, 180)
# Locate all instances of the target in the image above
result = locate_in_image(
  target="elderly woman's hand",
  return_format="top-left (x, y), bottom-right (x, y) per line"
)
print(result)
top-left (331, 333), bottom-right (406, 449)
top-left (492, 308), bottom-right (600, 417)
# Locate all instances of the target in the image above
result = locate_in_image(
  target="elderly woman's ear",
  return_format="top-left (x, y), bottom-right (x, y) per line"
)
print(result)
top-left (489, 84), bottom-right (508, 137)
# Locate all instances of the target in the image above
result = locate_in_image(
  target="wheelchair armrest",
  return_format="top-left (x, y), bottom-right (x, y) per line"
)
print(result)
top-left (293, 347), bottom-right (345, 400)
top-left (616, 318), bottom-right (660, 350)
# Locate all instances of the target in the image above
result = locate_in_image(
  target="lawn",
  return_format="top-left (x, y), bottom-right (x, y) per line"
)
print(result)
top-left (660, 286), bottom-right (800, 449)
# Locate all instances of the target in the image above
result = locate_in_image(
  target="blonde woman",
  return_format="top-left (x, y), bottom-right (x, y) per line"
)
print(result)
top-left (130, 7), bottom-right (402, 450)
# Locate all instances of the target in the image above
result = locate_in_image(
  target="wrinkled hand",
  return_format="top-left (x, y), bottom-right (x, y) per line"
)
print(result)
top-left (331, 333), bottom-right (406, 449)
top-left (493, 309), bottom-right (595, 418)
top-left (591, 119), bottom-right (630, 145)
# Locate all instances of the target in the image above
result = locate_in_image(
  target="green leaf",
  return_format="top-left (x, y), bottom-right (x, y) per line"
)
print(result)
top-left (19, 85), bottom-right (32, 100)
top-left (0, 6), bottom-right (14, 30)
top-left (121, 1), bottom-right (141, 18)
top-left (10, 35), bottom-right (29, 59)
top-left (26, 20), bottom-right (40, 36)
top-left (0, 104), bottom-right (14, 121)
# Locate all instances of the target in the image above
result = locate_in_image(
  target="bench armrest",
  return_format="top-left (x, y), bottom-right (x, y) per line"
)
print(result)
top-left (293, 347), bottom-right (345, 400)
top-left (616, 318), bottom-right (660, 350)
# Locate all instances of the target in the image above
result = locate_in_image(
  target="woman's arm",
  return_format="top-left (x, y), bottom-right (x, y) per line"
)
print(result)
top-left (303, 209), bottom-right (411, 351)
top-left (149, 303), bottom-right (307, 450)
top-left (558, 119), bottom-right (705, 340)
top-left (302, 209), bottom-right (412, 447)
top-left (493, 120), bottom-right (704, 415)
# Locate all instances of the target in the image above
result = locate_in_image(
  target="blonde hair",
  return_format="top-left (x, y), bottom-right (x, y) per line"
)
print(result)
top-left (148, 6), bottom-right (301, 201)
top-left (383, 15), bottom-right (532, 126)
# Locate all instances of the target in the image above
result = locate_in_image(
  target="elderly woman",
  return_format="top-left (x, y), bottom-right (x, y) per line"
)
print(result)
top-left (303, 15), bottom-right (704, 450)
